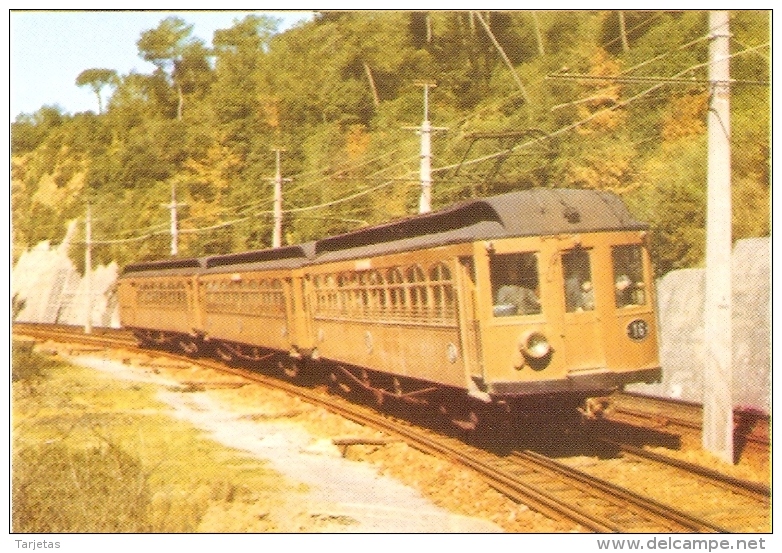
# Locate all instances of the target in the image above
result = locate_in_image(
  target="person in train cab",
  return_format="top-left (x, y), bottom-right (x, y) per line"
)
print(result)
top-left (614, 273), bottom-right (633, 307)
top-left (565, 273), bottom-right (595, 312)
top-left (495, 262), bottom-right (541, 316)
top-left (564, 250), bottom-right (595, 312)
top-left (579, 280), bottom-right (595, 310)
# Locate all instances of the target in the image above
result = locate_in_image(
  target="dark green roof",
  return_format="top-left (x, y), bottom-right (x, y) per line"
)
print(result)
top-left (312, 188), bottom-right (646, 263)
top-left (121, 189), bottom-right (647, 276)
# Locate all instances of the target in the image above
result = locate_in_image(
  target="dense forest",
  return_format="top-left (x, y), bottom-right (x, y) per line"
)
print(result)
top-left (11, 10), bottom-right (770, 276)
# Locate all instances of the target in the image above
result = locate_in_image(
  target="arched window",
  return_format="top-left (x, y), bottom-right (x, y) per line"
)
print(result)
top-left (387, 267), bottom-right (405, 317)
top-left (367, 270), bottom-right (385, 315)
top-left (429, 262), bottom-right (455, 321)
top-left (406, 265), bottom-right (427, 317)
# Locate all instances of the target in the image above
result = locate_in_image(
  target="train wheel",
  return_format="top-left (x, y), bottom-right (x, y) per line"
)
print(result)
top-left (178, 337), bottom-right (199, 357)
top-left (450, 410), bottom-right (479, 432)
top-left (214, 343), bottom-right (234, 363)
top-left (278, 358), bottom-right (300, 379)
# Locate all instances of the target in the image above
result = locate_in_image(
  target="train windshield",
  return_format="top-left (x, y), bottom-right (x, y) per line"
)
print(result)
top-left (563, 249), bottom-right (595, 312)
top-left (612, 245), bottom-right (647, 307)
top-left (490, 253), bottom-right (541, 317)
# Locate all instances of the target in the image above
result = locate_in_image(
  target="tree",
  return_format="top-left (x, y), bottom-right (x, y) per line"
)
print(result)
top-left (211, 15), bottom-right (278, 139)
top-left (75, 68), bottom-right (118, 114)
top-left (137, 17), bottom-right (210, 120)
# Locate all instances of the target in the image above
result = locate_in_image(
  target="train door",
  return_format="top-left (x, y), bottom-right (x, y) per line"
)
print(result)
top-left (454, 256), bottom-right (487, 399)
top-left (289, 271), bottom-right (315, 352)
top-left (560, 248), bottom-right (606, 371)
top-left (117, 278), bottom-right (137, 327)
top-left (186, 275), bottom-right (202, 333)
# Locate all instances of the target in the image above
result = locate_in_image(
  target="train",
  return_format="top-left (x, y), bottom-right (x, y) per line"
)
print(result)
top-left (117, 188), bottom-right (661, 428)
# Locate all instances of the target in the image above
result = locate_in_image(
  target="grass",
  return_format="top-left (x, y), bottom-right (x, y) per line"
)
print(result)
top-left (12, 341), bottom-right (306, 532)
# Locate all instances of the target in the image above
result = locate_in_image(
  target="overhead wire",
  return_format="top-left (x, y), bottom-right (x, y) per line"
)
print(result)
top-left (86, 15), bottom-right (765, 246)
top-left (433, 39), bottom-right (767, 177)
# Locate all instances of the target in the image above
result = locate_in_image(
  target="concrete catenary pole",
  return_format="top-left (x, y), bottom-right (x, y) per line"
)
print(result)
top-left (413, 83), bottom-right (445, 214)
top-left (84, 203), bottom-right (92, 334)
top-left (702, 10), bottom-right (733, 464)
top-left (271, 148), bottom-right (288, 248)
top-left (419, 83), bottom-right (434, 214)
top-left (162, 184), bottom-right (183, 256)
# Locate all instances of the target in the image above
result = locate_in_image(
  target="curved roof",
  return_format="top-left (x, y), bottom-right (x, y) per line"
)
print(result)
top-left (121, 257), bottom-right (205, 276)
top-left (202, 242), bottom-right (315, 273)
top-left (312, 188), bottom-right (646, 263)
top-left (120, 189), bottom-right (647, 276)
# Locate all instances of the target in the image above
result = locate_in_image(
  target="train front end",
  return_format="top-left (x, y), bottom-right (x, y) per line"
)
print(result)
top-left (468, 191), bottom-right (662, 410)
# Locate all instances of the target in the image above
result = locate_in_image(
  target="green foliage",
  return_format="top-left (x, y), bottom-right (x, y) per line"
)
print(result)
top-left (13, 442), bottom-right (152, 532)
top-left (75, 68), bottom-right (118, 113)
top-left (137, 17), bottom-right (211, 120)
top-left (11, 10), bottom-right (770, 276)
top-left (11, 340), bottom-right (58, 381)
top-left (627, 136), bottom-right (708, 276)
top-left (11, 106), bottom-right (64, 154)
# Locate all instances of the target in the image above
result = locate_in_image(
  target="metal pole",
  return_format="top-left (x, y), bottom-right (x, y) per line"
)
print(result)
top-left (162, 184), bottom-right (183, 256)
top-left (271, 148), bottom-right (286, 248)
top-left (84, 203), bottom-right (92, 334)
top-left (702, 10), bottom-right (733, 464)
top-left (404, 84), bottom-right (446, 214)
top-left (415, 83), bottom-right (447, 214)
top-left (170, 184), bottom-right (179, 256)
top-left (419, 83), bottom-right (433, 214)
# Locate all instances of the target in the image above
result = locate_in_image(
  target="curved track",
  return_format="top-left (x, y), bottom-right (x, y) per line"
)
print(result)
top-left (12, 323), bottom-right (771, 533)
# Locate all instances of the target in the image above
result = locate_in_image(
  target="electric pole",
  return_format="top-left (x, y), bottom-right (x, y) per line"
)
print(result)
top-left (703, 10), bottom-right (733, 464)
top-left (271, 148), bottom-right (290, 248)
top-left (408, 83), bottom-right (446, 214)
top-left (84, 203), bottom-right (92, 334)
top-left (162, 184), bottom-right (185, 256)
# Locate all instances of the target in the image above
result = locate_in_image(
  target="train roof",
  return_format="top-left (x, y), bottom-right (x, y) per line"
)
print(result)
top-left (312, 188), bottom-right (647, 263)
top-left (120, 189), bottom-right (647, 276)
top-left (121, 257), bottom-right (206, 276)
top-left (202, 242), bottom-right (315, 273)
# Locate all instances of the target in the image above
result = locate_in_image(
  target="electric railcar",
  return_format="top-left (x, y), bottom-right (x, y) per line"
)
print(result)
top-left (118, 188), bottom-right (661, 426)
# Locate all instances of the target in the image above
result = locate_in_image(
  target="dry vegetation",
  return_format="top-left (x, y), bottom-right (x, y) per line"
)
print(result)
top-left (11, 340), bottom-right (308, 532)
top-left (12, 340), bottom-right (578, 532)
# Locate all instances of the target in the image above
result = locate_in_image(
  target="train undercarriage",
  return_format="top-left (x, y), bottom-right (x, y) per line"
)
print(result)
top-left (130, 327), bottom-right (598, 432)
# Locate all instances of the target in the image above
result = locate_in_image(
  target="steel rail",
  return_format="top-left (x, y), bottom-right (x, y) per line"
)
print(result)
top-left (10, 324), bottom-right (761, 533)
top-left (511, 450), bottom-right (731, 533)
top-left (601, 439), bottom-right (771, 499)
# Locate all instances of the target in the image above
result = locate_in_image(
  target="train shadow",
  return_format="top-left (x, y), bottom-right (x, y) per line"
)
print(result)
top-left (448, 415), bottom-right (682, 461)
top-left (201, 351), bottom-right (686, 462)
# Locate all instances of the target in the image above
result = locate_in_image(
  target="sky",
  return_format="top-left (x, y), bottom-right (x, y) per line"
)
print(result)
top-left (9, 10), bottom-right (315, 121)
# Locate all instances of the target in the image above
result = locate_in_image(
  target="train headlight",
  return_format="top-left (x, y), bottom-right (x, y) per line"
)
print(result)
top-left (520, 331), bottom-right (550, 360)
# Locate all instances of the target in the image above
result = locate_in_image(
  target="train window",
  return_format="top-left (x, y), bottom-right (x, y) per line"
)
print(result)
top-left (490, 253), bottom-right (541, 317)
top-left (406, 265), bottom-right (427, 315)
top-left (612, 245), bottom-right (647, 307)
top-left (563, 249), bottom-right (595, 312)
top-left (367, 270), bottom-right (385, 315)
top-left (387, 267), bottom-right (405, 317)
top-left (323, 274), bottom-right (338, 314)
top-left (429, 263), bottom-right (455, 320)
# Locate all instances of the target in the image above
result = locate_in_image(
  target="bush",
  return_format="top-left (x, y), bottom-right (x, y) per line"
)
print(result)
top-left (13, 442), bottom-right (152, 533)
top-left (11, 340), bottom-right (59, 382)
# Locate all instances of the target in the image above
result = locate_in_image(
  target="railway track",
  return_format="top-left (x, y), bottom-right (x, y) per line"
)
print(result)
top-left (608, 392), bottom-right (769, 450)
top-left (12, 323), bottom-right (771, 533)
top-left (595, 391), bottom-right (770, 480)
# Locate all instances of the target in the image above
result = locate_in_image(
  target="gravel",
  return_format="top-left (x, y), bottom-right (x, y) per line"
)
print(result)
top-left (61, 347), bottom-right (557, 532)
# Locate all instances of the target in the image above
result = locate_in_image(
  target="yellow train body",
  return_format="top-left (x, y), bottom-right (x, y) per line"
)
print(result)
top-left (118, 189), bottom-right (661, 409)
